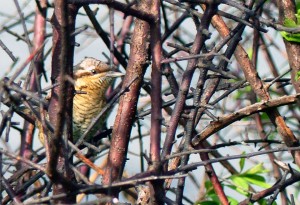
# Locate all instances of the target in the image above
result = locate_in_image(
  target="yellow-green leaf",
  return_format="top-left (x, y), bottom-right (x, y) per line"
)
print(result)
top-left (242, 174), bottom-right (271, 188)
top-left (243, 163), bottom-right (269, 175)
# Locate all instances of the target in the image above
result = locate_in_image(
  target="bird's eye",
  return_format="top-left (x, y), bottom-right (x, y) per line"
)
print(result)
top-left (91, 69), bottom-right (96, 74)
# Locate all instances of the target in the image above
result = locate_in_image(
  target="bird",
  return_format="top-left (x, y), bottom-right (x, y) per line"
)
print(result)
top-left (36, 57), bottom-right (123, 145)
top-left (72, 57), bottom-right (124, 142)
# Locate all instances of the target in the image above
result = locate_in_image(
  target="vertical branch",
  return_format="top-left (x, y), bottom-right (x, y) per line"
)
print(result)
top-left (19, 0), bottom-right (47, 163)
top-left (48, 0), bottom-right (67, 176)
top-left (149, 0), bottom-right (162, 171)
top-left (198, 147), bottom-right (229, 205)
top-left (148, 0), bottom-right (163, 203)
top-left (277, 0), bottom-right (300, 93)
top-left (114, 16), bottom-right (133, 65)
top-left (102, 0), bottom-right (151, 198)
top-left (48, 0), bottom-right (78, 202)
top-left (176, 65), bottom-right (208, 204)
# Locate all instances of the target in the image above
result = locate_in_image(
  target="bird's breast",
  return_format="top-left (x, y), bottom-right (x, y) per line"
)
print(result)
top-left (73, 77), bottom-right (112, 141)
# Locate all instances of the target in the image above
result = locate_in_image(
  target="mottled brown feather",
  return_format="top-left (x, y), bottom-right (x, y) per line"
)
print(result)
top-left (73, 57), bottom-right (122, 142)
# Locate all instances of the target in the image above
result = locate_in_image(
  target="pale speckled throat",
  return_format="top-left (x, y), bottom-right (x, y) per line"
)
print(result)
top-left (72, 57), bottom-right (122, 142)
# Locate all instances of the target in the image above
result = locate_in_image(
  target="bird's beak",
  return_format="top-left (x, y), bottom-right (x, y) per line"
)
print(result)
top-left (105, 71), bottom-right (125, 78)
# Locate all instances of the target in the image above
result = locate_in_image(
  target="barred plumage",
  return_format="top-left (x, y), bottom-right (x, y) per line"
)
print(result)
top-left (73, 57), bottom-right (123, 142)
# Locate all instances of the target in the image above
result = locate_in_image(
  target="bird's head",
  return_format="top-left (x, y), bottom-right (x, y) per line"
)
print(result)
top-left (73, 57), bottom-right (123, 90)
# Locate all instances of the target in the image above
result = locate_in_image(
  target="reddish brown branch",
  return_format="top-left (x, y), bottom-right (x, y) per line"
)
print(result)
top-left (47, 0), bottom-right (78, 203)
top-left (102, 0), bottom-right (151, 198)
top-left (19, 0), bottom-right (47, 166)
top-left (69, 0), bottom-right (154, 22)
top-left (277, 0), bottom-right (300, 93)
top-left (147, 0), bottom-right (164, 203)
top-left (149, 1), bottom-right (162, 170)
top-left (198, 147), bottom-right (229, 205)
top-left (192, 93), bottom-right (300, 146)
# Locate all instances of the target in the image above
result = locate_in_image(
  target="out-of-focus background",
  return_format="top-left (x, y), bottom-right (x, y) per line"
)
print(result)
top-left (1, 1), bottom-right (299, 204)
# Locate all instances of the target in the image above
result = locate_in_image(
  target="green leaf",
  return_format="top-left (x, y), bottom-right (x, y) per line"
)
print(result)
top-left (242, 174), bottom-right (271, 188)
top-left (296, 13), bottom-right (300, 24)
top-left (243, 163), bottom-right (269, 175)
top-left (260, 112), bottom-right (269, 121)
top-left (247, 48), bottom-right (253, 60)
top-left (205, 181), bottom-right (216, 195)
top-left (228, 196), bottom-right (239, 205)
top-left (196, 201), bottom-right (219, 205)
top-left (230, 176), bottom-right (249, 195)
top-left (230, 176), bottom-right (249, 190)
top-left (296, 71), bottom-right (300, 81)
top-left (209, 194), bottom-right (222, 203)
top-left (258, 198), bottom-right (277, 205)
top-left (233, 85), bottom-right (251, 99)
top-left (283, 18), bottom-right (297, 27)
top-left (239, 153), bottom-right (245, 172)
top-left (280, 31), bottom-right (300, 43)
top-left (280, 16), bottom-right (300, 42)
top-left (296, 1), bottom-right (300, 11)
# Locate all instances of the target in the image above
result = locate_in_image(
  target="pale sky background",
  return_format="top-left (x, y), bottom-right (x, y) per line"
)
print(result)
top-left (0, 1), bottom-right (298, 204)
